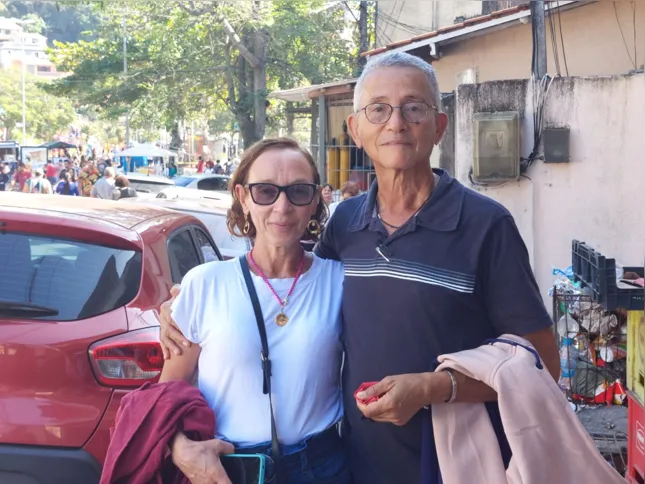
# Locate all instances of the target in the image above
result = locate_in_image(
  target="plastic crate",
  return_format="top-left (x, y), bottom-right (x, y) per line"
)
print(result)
top-left (572, 240), bottom-right (644, 311)
top-left (628, 311), bottom-right (645, 406)
top-left (628, 392), bottom-right (645, 482)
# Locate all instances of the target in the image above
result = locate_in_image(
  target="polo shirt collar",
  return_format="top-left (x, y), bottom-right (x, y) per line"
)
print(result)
top-left (347, 168), bottom-right (465, 233)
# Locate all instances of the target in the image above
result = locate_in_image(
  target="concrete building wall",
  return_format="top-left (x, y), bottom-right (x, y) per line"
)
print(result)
top-left (454, 73), bottom-right (645, 306)
top-left (432, 0), bottom-right (645, 92)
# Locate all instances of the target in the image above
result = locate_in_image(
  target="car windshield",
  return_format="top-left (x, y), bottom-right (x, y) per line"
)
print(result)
top-left (173, 176), bottom-right (195, 187)
top-left (0, 233), bottom-right (142, 321)
top-left (128, 179), bottom-right (172, 194)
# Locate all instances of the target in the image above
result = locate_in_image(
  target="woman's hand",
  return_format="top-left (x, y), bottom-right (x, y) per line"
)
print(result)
top-left (171, 433), bottom-right (235, 484)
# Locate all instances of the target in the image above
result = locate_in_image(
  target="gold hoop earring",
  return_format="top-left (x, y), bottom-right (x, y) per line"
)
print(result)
top-left (243, 214), bottom-right (251, 235)
top-left (307, 219), bottom-right (321, 236)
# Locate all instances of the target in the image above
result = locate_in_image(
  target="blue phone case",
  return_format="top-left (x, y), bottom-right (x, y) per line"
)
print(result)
top-left (221, 453), bottom-right (266, 483)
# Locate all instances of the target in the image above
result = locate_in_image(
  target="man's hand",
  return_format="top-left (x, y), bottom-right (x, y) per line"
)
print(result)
top-left (158, 284), bottom-right (192, 360)
top-left (355, 372), bottom-right (451, 426)
top-left (171, 433), bottom-right (235, 484)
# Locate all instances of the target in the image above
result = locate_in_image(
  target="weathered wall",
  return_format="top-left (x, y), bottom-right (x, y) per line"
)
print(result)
top-left (433, 0), bottom-right (645, 91)
top-left (455, 73), bottom-right (645, 306)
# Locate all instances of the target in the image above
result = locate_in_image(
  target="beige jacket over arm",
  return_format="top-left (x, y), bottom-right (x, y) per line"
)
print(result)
top-left (432, 334), bottom-right (627, 484)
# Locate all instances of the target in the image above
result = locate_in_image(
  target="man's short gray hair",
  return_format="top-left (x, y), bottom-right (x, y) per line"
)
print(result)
top-left (104, 167), bottom-right (115, 178)
top-left (353, 52), bottom-right (441, 112)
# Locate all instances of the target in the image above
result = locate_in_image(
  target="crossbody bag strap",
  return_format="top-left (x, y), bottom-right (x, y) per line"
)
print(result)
top-left (239, 255), bottom-right (284, 483)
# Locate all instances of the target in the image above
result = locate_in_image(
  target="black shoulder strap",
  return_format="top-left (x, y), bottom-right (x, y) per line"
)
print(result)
top-left (239, 255), bottom-right (284, 483)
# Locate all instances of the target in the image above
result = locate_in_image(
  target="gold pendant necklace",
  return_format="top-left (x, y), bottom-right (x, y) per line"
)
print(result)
top-left (249, 251), bottom-right (306, 327)
top-left (275, 312), bottom-right (289, 327)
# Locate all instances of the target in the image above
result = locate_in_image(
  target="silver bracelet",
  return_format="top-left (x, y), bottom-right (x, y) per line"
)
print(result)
top-left (443, 369), bottom-right (458, 403)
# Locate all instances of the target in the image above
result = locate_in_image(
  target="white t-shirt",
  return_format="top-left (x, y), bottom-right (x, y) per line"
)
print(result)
top-left (172, 254), bottom-right (344, 447)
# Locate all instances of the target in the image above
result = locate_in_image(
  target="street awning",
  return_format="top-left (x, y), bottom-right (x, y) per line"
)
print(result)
top-left (269, 78), bottom-right (357, 102)
top-left (40, 141), bottom-right (77, 150)
top-left (115, 143), bottom-right (176, 158)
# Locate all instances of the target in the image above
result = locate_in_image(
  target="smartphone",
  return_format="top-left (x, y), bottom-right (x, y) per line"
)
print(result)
top-left (221, 453), bottom-right (267, 484)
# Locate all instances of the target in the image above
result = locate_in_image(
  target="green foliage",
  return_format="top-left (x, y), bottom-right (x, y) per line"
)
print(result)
top-left (44, 0), bottom-right (359, 148)
top-left (0, 69), bottom-right (76, 143)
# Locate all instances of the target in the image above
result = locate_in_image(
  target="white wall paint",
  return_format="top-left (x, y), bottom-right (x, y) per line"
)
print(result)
top-left (455, 74), bottom-right (645, 307)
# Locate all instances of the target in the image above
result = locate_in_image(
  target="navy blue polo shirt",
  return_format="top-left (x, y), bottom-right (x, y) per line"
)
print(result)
top-left (314, 169), bottom-right (552, 484)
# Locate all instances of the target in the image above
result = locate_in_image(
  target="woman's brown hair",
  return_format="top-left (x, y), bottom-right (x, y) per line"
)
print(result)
top-left (227, 137), bottom-right (328, 241)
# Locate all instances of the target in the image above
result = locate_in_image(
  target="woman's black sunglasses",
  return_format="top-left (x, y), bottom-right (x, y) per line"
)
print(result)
top-left (247, 183), bottom-right (318, 206)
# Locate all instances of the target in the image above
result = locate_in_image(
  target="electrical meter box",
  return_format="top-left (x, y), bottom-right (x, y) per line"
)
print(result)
top-left (472, 111), bottom-right (520, 183)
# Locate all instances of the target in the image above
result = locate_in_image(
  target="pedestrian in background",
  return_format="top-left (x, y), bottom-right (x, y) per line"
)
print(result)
top-left (321, 183), bottom-right (334, 205)
top-left (91, 167), bottom-right (117, 199)
top-left (0, 162), bottom-right (10, 192)
top-left (23, 169), bottom-right (53, 194)
top-left (55, 170), bottom-right (79, 196)
top-left (328, 181), bottom-right (361, 218)
top-left (112, 175), bottom-right (137, 200)
top-left (13, 162), bottom-right (31, 192)
top-left (78, 160), bottom-right (100, 197)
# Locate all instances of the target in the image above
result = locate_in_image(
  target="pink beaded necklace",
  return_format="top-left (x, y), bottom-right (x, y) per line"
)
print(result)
top-left (249, 250), bottom-right (306, 326)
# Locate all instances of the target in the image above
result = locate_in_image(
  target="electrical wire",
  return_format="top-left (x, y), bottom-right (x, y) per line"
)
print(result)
top-left (632, 0), bottom-right (638, 69)
top-left (556, 1), bottom-right (569, 76)
top-left (547, 8), bottom-right (561, 76)
top-left (613, 0), bottom-right (637, 69)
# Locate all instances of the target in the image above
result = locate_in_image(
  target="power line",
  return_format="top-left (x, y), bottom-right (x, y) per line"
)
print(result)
top-left (547, 8), bottom-right (561, 76)
top-left (556, 1), bottom-right (569, 76)
top-left (613, 0), bottom-right (637, 69)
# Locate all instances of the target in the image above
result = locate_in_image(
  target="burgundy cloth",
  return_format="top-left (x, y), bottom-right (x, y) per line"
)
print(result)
top-left (100, 380), bottom-right (215, 484)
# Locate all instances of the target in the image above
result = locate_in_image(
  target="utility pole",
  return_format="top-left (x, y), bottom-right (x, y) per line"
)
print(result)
top-left (21, 46), bottom-right (26, 142)
top-left (358, 1), bottom-right (368, 71)
top-left (530, 0), bottom-right (547, 78)
top-left (122, 16), bottom-right (130, 147)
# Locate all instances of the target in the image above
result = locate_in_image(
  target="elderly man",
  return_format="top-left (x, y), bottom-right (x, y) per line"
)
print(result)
top-left (90, 166), bottom-right (116, 199)
top-left (159, 52), bottom-right (559, 484)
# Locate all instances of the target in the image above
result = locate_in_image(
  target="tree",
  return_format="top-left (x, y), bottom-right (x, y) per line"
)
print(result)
top-left (45, 0), bottom-right (357, 149)
top-left (0, 69), bottom-right (76, 143)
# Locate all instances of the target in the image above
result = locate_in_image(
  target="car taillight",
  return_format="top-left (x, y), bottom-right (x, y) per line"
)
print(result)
top-left (88, 327), bottom-right (163, 388)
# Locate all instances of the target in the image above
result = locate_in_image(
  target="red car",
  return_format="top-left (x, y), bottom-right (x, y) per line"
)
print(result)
top-left (0, 193), bottom-right (223, 483)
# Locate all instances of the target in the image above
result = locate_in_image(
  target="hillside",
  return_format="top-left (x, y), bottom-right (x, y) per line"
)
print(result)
top-left (0, 0), bottom-right (99, 44)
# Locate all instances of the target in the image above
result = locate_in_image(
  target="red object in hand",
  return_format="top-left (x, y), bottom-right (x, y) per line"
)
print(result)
top-left (354, 381), bottom-right (381, 405)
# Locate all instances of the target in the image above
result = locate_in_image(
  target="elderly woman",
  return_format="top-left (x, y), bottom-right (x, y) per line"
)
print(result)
top-left (160, 138), bottom-right (349, 484)
top-left (111, 174), bottom-right (137, 200)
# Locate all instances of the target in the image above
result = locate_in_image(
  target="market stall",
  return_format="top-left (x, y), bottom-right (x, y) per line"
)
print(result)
top-left (114, 143), bottom-right (177, 175)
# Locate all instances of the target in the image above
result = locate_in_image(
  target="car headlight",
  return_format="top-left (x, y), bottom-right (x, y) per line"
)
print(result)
top-left (156, 192), bottom-right (167, 199)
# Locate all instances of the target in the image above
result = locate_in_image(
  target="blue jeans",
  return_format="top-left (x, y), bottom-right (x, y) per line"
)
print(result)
top-left (236, 425), bottom-right (351, 484)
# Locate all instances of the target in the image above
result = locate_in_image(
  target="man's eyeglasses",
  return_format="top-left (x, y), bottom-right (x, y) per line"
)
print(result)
top-left (247, 183), bottom-right (318, 206)
top-left (357, 102), bottom-right (436, 124)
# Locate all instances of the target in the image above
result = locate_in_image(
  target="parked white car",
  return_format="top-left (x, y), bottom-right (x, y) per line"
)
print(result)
top-left (172, 174), bottom-right (230, 192)
top-left (124, 173), bottom-right (175, 199)
top-left (119, 196), bottom-right (250, 259)
top-left (155, 185), bottom-right (233, 203)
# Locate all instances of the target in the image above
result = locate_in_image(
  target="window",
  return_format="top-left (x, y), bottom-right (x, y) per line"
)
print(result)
top-left (0, 233), bottom-right (142, 321)
top-left (37, 65), bottom-right (51, 73)
top-left (193, 227), bottom-right (220, 263)
top-left (173, 176), bottom-right (195, 187)
top-left (197, 177), bottom-right (229, 191)
top-left (167, 228), bottom-right (201, 284)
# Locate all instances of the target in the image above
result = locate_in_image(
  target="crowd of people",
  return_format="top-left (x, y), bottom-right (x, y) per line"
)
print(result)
top-left (196, 156), bottom-right (234, 176)
top-left (0, 155), bottom-right (137, 200)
